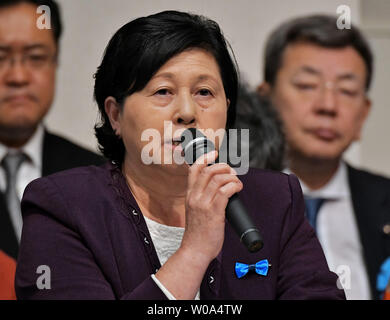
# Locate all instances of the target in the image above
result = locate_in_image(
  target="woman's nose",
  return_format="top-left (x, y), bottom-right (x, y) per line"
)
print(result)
top-left (174, 92), bottom-right (196, 125)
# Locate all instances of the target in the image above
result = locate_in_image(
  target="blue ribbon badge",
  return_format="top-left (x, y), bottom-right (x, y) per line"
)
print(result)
top-left (376, 257), bottom-right (390, 296)
top-left (235, 259), bottom-right (270, 279)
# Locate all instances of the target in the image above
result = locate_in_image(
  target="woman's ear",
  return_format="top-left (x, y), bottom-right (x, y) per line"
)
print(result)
top-left (104, 97), bottom-right (122, 137)
top-left (256, 82), bottom-right (271, 97)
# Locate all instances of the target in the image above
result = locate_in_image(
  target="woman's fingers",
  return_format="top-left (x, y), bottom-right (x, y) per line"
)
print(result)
top-left (201, 172), bottom-right (242, 204)
top-left (188, 150), bottom-right (224, 189)
top-left (211, 180), bottom-right (243, 213)
top-left (187, 149), bottom-right (242, 207)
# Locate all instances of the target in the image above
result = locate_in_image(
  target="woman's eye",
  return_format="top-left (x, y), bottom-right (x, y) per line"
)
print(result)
top-left (198, 89), bottom-right (212, 96)
top-left (155, 89), bottom-right (168, 95)
top-left (154, 88), bottom-right (170, 96)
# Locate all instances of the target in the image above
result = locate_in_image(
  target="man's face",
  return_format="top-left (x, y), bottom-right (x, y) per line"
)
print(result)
top-left (268, 42), bottom-right (371, 162)
top-left (0, 3), bottom-right (57, 142)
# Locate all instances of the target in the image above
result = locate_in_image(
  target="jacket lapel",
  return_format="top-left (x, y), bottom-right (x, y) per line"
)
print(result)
top-left (42, 130), bottom-right (63, 176)
top-left (347, 164), bottom-right (390, 299)
top-left (41, 130), bottom-right (105, 177)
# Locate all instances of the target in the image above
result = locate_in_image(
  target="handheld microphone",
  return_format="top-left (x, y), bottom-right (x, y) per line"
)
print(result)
top-left (180, 128), bottom-right (263, 253)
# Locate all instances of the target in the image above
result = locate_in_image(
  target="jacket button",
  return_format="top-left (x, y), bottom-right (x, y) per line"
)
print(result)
top-left (383, 224), bottom-right (390, 236)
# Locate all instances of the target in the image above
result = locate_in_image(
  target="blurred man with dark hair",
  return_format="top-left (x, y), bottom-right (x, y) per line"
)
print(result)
top-left (259, 14), bottom-right (390, 299)
top-left (0, 0), bottom-right (104, 298)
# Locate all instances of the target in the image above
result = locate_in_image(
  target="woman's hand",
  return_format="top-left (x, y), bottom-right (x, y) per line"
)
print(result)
top-left (154, 150), bottom-right (243, 299)
top-left (181, 150), bottom-right (243, 263)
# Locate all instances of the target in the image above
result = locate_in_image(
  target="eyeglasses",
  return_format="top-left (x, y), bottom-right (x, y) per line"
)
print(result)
top-left (291, 78), bottom-right (366, 101)
top-left (0, 52), bottom-right (56, 73)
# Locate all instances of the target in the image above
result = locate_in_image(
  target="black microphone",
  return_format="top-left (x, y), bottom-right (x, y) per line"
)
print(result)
top-left (180, 128), bottom-right (263, 253)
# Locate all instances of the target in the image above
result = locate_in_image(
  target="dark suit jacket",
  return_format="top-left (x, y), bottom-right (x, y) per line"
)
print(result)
top-left (0, 130), bottom-right (105, 260)
top-left (347, 164), bottom-right (390, 299)
top-left (15, 162), bottom-right (345, 300)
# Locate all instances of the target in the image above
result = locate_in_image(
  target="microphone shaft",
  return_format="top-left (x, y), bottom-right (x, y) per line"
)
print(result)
top-left (226, 194), bottom-right (263, 253)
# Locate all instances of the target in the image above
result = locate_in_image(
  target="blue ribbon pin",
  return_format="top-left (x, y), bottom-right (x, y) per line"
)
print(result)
top-left (376, 257), bottom-right (390, 296)
top-left (235, 259), bottom-right (270, 279)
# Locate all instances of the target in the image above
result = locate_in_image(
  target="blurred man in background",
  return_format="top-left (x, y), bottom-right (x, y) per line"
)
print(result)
top-left (259, 14), bottom-right (390, 299)
top-left (0, 0), bottom-right (104, 298)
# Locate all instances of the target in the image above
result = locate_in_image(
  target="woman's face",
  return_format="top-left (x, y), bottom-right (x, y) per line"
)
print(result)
top-left (109, 48), bottom-right (229, 171)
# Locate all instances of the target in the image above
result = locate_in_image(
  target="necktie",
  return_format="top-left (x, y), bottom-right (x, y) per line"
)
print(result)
top-left (304, 197), bottom-right (325, 231)
top-left (2, 152), bottom-right (27, 242)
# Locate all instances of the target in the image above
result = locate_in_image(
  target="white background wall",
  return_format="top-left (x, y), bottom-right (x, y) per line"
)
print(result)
top-left (359, 0), bottom-right (390, 177)
top-left (45, 0), bottom-right (390, 177)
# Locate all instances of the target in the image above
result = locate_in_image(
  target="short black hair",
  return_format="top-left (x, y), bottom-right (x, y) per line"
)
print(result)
top-left (0, 0), bottom-right (62, 45)
top-left (94, 10), bottom-right (239, 165)
top-left (264, 14), bottom-right (373, 90)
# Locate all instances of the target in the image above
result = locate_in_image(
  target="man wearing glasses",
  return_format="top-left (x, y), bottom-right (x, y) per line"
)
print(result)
top-left (0, 0), bottom-right (104, 298)
top-left (258, 15), bottom-right (390, 300)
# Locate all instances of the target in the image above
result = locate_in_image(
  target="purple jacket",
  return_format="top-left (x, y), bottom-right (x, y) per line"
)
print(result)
top-left (15, 162), bottom-right (345, 300)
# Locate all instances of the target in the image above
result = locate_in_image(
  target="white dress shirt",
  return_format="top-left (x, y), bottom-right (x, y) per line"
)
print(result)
top-left (144, 215), bottom-right (200, 300)
top-left (0, 125), bottom-right (44, 199)
top-left (286, 162), bottom-right (371, 299)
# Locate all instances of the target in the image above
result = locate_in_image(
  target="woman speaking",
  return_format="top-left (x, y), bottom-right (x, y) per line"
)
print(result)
top-left (15, 11), bottom-right (344, 300)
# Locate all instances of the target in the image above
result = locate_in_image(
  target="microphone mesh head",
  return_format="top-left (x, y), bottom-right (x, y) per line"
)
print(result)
top-left (180, 128), bottom-right (215, 165)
